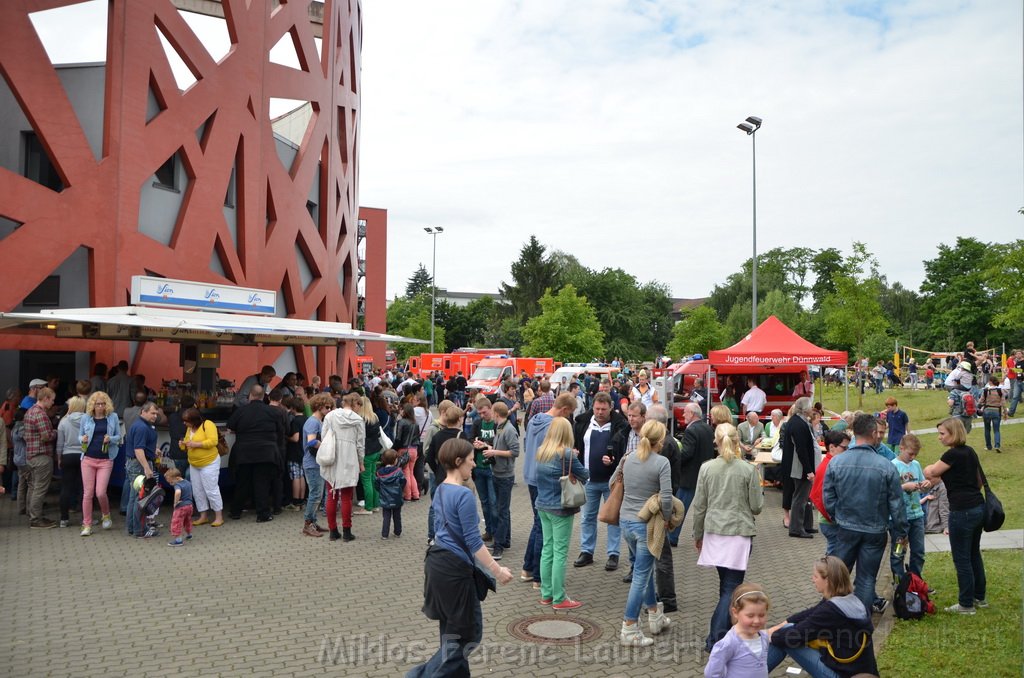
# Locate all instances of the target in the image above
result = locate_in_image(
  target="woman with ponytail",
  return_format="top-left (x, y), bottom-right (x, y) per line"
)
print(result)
top-left (613, 419), bottom-right (674, 647)
top-left (692, 422), bottom-right (765, 653)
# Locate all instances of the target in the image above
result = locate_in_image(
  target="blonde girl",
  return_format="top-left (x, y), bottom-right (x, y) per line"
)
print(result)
top-left (79, 390), bottom-right (122, 535)
top-left (705, 583), bottom-right (771, 677)
top-left (692, 423), bottom-right (764, 652)
top-left (533, 417), bottom-right (590, 610)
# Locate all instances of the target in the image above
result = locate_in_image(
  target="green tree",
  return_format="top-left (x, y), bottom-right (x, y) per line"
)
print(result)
top-left (444, 296), bottom-right (499, 350)
top-left (665, 305), bottom-right (728, 358)
top-left (758, 288), bottom-right (802, 328)
top-left (821, 243), bottom-right (890, 404)
top-left (405, 264), bottom-right (433, 299)
top-left (985, 239), bottom-right (1024, 342)
top-left (386, 295), bottom-right (445, 358)
top-left (809, 247), bottom-right (843, 310)
top-left (521, 284), bottom-right (604, 362)
top-left (878, 281), bottom-right (922, 344)
top-left (822, 247), bottom-right (889, 355)
top-left (569, 267), bottom-right (674, 360)
top-left (918, 237), bottom-right (1001, 349)
top-left (706, 247), bottom-right (814, 320)
top-left (857, 331), bottom-right (896, 364)
top-left (499, 236), bottom-right (561, 323)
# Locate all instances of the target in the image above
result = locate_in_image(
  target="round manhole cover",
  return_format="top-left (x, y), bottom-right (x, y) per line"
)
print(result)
top-left (507, 614), bottom-right (602, 645)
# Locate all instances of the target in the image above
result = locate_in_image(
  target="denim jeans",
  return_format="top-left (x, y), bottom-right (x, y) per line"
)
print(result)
top-left (820, 521), bottom-right (838, 555)
top-left (890, 516), bottom-right (925, 580)
top-left (122, 458), bottom-right (145, 514)
top-left (579, 480), bottom-right (621, 556)
top-left (621, 520), bottom-right (657, 622)
top-left (1009, 380), bottom-right (1022, 416)
top-left (492, 475), bottom-right (514, 548)
top-left (982, 410), bottom-right (1002, 449)
top-left (668, 486), bottom-right (695, 546)
top-left (303, 466), bottom-right (324, 523)
top-left (405, 597), bottom-right (482, 678)
top-left (523, 484), bottom-right (543, 582)
top-left (948, 503), bottom-right (986, 607)
top-left (473, 466), bottom-right (496, 536)
top-left (706, 564), bottom-right (747, 652)
top-left (830, 526), bottom-right (888, 613)
top-left (767, 638), bottom-right (839, 678)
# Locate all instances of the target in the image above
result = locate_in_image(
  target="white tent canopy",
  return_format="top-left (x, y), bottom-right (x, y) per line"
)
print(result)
top-left (0, 306), bottom-right (425, 347)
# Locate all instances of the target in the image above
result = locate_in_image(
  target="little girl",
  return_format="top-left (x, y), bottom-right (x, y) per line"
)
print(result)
top-left (705, 584), bottom-right (770, 678)
top-left (164, 468), bottom-right (194, 547)
top-left (375, 448), bottom-right (406, 539)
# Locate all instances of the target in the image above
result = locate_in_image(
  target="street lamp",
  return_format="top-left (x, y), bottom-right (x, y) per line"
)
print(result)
top-left (737, 115), bottom-right (762, 331)
top-left (423, 227), bottom-right (444, 352)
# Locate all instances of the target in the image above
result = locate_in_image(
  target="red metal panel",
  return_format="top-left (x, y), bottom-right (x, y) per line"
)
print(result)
top-left (0, 0), bottom-right (361, 384)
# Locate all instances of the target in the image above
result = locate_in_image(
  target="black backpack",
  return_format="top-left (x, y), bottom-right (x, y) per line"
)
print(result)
top-left (892, 570), bottom-right (935, 620)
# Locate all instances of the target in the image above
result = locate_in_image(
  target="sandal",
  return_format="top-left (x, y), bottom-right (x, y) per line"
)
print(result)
top-left (210, 520), bottom-right (224, 527)
top-left (193, 516), bottom-right (210, 526)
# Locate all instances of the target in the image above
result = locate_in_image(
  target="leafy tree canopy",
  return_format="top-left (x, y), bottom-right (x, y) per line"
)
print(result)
top-left (521, 285), bottom-right (605, 362)
top-left (666, 305), bottom-right (728, 358)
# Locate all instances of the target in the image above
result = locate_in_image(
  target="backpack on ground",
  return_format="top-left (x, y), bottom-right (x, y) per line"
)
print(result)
top-left (893, 571), bottom-right (935, 620)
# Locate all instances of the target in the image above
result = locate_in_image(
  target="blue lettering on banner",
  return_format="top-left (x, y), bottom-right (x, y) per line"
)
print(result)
top-left (248, 293), bottom-right (262, 305)
top-left (156, 283), bottom-right (174, 297)
top-left (204, 289), bottom-right (220, 301)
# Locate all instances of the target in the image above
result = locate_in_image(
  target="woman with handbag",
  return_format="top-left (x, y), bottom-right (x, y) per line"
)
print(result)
top-left (924, 417), bottom-right (987, 614)
top-left (614, 419), bottom-right (674, 647)
top-left (533, 417), bottom-right (589, 610)
top-left (692, 422), bottom-right (764, 652)
top-left (407, 438), bottom-right (512, 678)
top-left (180, 407), bottom-right (224, 527)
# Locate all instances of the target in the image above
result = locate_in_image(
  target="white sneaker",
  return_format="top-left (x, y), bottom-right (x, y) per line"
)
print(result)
top-left (80, 525), bottom-right (92, 537)
top-left (649, 602), bottom-right (672, 635)
top-left (974, 599), bottom-right (989, 609)
top-left (620, 622), bottom-right (654, 647)
top-left (101, 514), bottom-right (113, 530)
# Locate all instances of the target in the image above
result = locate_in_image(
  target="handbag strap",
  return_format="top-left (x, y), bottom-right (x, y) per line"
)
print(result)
top-left (971, 449), bottom-right (992, 492)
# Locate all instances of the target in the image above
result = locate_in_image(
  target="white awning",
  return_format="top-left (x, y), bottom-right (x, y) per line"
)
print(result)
top-left (0, 306), bottom-right (425, 347)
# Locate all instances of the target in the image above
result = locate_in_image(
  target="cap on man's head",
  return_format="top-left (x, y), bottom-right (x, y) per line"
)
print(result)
top-left (29, 378), bottom-right (47, 388)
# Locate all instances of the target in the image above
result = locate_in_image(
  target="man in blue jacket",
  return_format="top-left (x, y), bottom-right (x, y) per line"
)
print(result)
top-left (823, 412), bottom-right (908, 614)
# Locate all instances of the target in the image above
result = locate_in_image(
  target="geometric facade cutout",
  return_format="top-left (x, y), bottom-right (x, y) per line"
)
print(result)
top-left (28, 1), bottom-right (108, 66)
top-left (270, 28), bottom-right (307, 72)
top-left (177, 10), bottom-right (232, 64)
top-left (156, 24), bottom-right (199, 91)
top-left (138, 149), bottom-right (189, 246)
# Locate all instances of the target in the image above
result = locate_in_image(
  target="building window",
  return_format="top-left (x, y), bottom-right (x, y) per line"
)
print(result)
top-left (23, 132), bottom-right (64, 192)
top-left (23, 275), bottom-right (60, 307)
top-left (154, 155), bottom-right (178, 190)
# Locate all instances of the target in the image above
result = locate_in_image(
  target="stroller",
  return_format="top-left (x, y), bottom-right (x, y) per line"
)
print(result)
top-left (129, 476), bottom-right (165, 538)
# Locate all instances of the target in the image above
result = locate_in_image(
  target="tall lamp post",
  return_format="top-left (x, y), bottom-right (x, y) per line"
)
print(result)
top-left (424, 227), bottom-right (444, 352)
top-left (736, 116), bottom-right (762, 331)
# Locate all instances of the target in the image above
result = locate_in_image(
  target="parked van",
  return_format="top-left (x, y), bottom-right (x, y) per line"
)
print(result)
top-left (550, 364), bottom-right (620, 392)
top-left (467, 357), bottom-right (558, 395)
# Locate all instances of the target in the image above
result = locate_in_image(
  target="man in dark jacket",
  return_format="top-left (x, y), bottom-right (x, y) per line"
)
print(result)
top-left (227, 385), bottom-right (286, 523)
top-left (572, 392), bottom-right (629, 571)
top-left (786, 397), bottom-right (820, 539)
top-left (669, 402), bottom-right (715, 547)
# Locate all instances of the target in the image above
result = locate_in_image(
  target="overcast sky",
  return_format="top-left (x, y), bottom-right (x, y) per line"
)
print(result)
top-left (30, 1), bottom-right (1024, 302)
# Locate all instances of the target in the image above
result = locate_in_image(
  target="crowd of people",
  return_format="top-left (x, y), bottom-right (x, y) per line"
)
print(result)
top-left (0, 352), bottom-right (1008, 677)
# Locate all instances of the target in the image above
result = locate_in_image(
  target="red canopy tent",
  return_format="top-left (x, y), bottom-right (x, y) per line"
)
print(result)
top-left (708, 316), bottom-right (848, 367)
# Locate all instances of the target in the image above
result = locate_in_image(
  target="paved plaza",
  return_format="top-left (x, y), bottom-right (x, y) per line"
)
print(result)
top-left (0, 474), bottom-right (914, 678)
